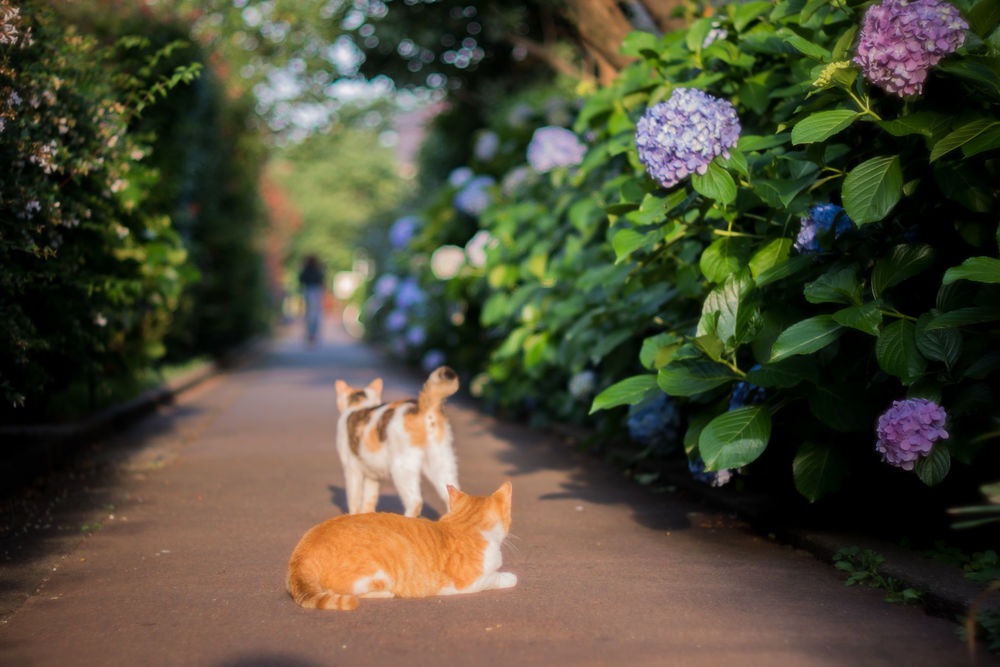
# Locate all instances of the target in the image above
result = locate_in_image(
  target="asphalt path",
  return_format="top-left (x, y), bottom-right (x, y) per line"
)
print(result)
top-left (0, 321), bottom-right (988, 666)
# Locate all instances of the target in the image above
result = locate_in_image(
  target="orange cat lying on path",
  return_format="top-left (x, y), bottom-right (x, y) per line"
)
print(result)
top-left (286, 482), bottom-right (516, 611)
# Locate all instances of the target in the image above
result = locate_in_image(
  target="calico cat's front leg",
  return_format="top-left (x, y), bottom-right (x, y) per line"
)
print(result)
top-left (344, 464), bottom-right (364, 514)
top-left (360, 476), bottom-right (380, 513)
top-left (482, 571), bottom-right (517, 590)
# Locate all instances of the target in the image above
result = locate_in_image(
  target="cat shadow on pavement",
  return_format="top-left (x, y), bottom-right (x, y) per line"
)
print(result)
top-left (327, 485), bottom-right (441, 520)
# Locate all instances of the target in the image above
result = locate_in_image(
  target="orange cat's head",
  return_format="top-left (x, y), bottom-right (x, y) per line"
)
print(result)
top-left (424, 366), bottom-right (459, 401)
top-left (335, 378), bottom-right (383, 413)
top-left (445, 481), bottom-right (512, 533)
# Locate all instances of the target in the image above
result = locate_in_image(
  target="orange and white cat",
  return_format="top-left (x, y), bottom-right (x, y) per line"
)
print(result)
top-left (334, 366), bottom-right (460, 517)
top-left (286, 482), bottom-right (516, 610)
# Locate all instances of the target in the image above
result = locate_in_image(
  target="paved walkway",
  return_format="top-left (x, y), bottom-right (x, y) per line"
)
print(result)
top-left (0, 322), bottom-right (988, 666)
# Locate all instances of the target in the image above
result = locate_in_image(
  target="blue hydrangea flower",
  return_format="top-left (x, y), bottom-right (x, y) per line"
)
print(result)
top-left (527, 126), bottom-right (587, 173)
top-left (729, 367), bottom-right (765, 411)
top-left (421, 349), bottom-right (446, 373)
top-left (855, 0), bottom-right (968, 97)
top-left (405, 325), bottom-right (426, 347)
top-left (385, 309), bottom-right (407, 332)
top-left (454, 175), bottom-right (495, 216)
top-left (448, 166), bottom-right (475, 188)
top-left (373, 274), bottom-right (399, 299)
top-left (474, 131), bottom-right (500, 162)
top-left (876, 398), bottom-right (949, 470)
top-left (568, 370), bottom-right (596, 399)
top-left (636, 88), bottom-right (741, 189)
top-left (688, 457), bottom-right (734, 487)
top-left (395, 277), bottom-right (426, 309)
top-left (627, 394), bottom-right (681, 446)
top-left (389, 216), bottom-right (418, 249)
top-left (794, 204), bottom-right (853, 254)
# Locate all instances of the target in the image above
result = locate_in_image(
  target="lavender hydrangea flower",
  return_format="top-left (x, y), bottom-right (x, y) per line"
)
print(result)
top-left (636, 88), bottom-right (741, 189)
top-left (405, 325), bottom-right (426, 347)
top-left (627, 394), bottom-right (681, 447)
top-left (474, 131), bottom-right (500, 162)
top-left (527, 126), bottom-right (587, 173)
top-left (373, 274), bottom-right (399, 299)
top-left (876, 398), bottom-right (949, 470)
top-left (794, 203), bottom-right (853, 254)
top-left (568, 370), bottom-right (596, 399)
top-left (385, 309), bottom-right (407, 332)
top-left (389, 216), bottom-right (418, 249)
top-left (395, 277), bottom-right (426, 309)
top-left (421, 349), bottom-right (447, 373)
top-left (688, 457), bottom-right (734, 487)
top-left (454, 175), bottom-right (495, 216)
top-left (854, 0), bottom-right (968, 97)
top-left (448, 166), bottom-right (475, 188)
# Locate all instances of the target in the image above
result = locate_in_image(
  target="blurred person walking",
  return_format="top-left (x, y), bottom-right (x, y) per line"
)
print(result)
top-left (298, 255), bottom-right (325, 345)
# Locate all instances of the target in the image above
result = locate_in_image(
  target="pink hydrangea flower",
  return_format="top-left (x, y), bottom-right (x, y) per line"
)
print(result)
top-left (875, 398), bottom-right (949, 470)
top-left (854, 0), bottom-right (968, 97)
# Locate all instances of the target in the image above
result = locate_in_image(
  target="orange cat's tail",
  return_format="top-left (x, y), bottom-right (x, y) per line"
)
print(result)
top-left (286, 569), bottom-right (359, 611)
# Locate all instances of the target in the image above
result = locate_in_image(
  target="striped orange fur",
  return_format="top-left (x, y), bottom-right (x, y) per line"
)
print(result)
top-left (334, 367), bottom-right (460, 517)
top-left (286, 482), bottom-right (516, 611)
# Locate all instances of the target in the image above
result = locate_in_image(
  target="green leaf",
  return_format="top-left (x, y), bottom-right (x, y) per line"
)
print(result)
top-left (748, 238), bottom-right (793, 279)
top-left (731, 1), bottom-right (772, 31)
top-left (842, 155), bottom-right (903, 225)
top-left (756, 255), bottom-right (812, 287)
top-left (832, 302), bottom-right (883, 336)
top-left (914, 313), bottom-right (961, 368)
top-left (793, 440), bottom-right (849, 502)
top-left (657, 359), bottom-right (738, 396)
top-left (803, 268), bottom-right (861, 305)
top-left (777, 29), bottom-right (831, 60)
top-left (808, 384), bottom-right (871, 432)
top-left (686, 16), bottom-right (714, 52)
top-left (737, 133), bottom-right (790, 152)
top-left (876, 320), bottom-right (926, 384)
top-left (640, 333), bottom-right (681, 370)
top-left (699, 406), bottom-right (772, 470)
top-left (877, 111), bottom-right (950, 138)
top-left (612, 228), bottom-right (657, 263)
top-left (927, 305), bottom-right (1000, 329)
top-left (929, 118), bottom-right (1000, 163)
top-left (699, 268), bottom-right (758, 348)
top-left (699, 236), bottom-right (750, 283)
top-left (770, 315), bottom-right (843, 362)
top-left (683, 410), bottom-right (716, 458)
top-left (871, 244), bottom-right (935, 297)
top-left (589, 375), bottom-right (658, 413)
top-left (914, 446), bottom-right (951, 487)
top-left (970, 0), bottom-right (1000, 37)
top-left (942, 256), bottom-right (1000, 284)
top-left (691, 162), bottom-right (737, 205)
top-left (791, 110), bottom-right (859, 145)
top-left (746, 357), bottom-right (818, 388)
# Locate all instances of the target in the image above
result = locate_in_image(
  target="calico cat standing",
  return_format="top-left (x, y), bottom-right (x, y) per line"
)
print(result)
top-left (286, 482), bottom-right (516, 610)
top-left (334, 366), bottom-right (460, 517)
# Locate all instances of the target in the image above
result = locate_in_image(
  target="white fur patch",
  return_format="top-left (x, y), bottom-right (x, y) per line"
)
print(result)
top-left (353, 569), bottom-right (392, 596)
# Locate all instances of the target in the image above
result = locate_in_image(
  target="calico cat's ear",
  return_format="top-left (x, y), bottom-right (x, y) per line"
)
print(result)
top-left (369, 378), bottom-right (383, 395)
top-left (335, 380), bottom-right (348, 395)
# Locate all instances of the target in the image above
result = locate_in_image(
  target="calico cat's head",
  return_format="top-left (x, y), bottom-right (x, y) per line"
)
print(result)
top-left (335, 378), bottom-right (383, 413)
top-left (424, 366), bottom-right (460, 400)
top-left (445, 481), bottom-right (512, 533)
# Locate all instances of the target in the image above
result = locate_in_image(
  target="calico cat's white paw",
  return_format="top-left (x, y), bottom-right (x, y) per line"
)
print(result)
top-left (494, 571), bottom-right (517, 589)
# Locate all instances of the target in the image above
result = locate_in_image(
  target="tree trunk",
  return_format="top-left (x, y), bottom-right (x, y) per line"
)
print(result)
top-left (560, 0), bottom-right (635, 73)
top-left (639, 0), bottom-right (688, 33)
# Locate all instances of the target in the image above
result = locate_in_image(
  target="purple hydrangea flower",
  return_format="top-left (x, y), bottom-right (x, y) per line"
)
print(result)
top-left (389, 216), bottom-right (418, 249)
top-left (454, 175), bottom-right (495, 216)
top-left (627, 394), bottom-right (681, 447)
top-left (854, 0), bottom-right (968, 97)
top-left (875, 398), bottom-right (949, 470)
top-left (421, 349), bottom-right (447, 373)
top-left (688, 457), bottom-right (734, 487)
top-left (385, 309), bottom-right (407, 332)
top-left (794, 203), bottom-right (853, 254)
top-left (405, 325), bottom-right (426, 347)
top-left (395, 277), bottom-right (426, 309)
top-left (474, 131), bottom-right (500, 162)
top-left (636, 88), bottom-right (741, 189)
top-left (373, 274), bottom-right (399, 299)
top-left (448, 166), bottom-right (475, 188)
top-left (527, 126), bottom-right (587, 173)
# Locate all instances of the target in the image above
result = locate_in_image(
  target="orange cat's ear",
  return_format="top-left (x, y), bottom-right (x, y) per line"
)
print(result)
top-left (494, 480), bottom-right (513, 501)
top-left (447, 484), bottom-right (463, 505)
top-left (335, 380), bottom-right (348, 395)
top-left (369, 378), bottom-right (383, 394)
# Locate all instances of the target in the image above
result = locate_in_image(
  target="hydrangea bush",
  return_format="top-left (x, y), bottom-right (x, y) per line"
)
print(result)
top-left (364, 0), bottom-right (999, 511)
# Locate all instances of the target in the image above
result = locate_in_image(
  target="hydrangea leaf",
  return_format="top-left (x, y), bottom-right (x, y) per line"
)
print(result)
top-left (769, 315), bottom-right (843, 362)
top-left (589, 374), bottom-right (658, 414)
top-left (942, 256), bottom-right (1000, 284)
top-left (620, 31), bottom-right (661, 58)
top-left (748, 238), bottom-right (793, 279)
top-left (803, 268), bottom-right (862, 305)
top-left (699, 236), bottom-right (751, 283)
top-left (832, 302), bottom-right (883, 336)
top-left (876, 111), bottom-right (950, 137)
top-left (842, 155), bottom-right (903, 225)
top-left (737, 133), bottom-right (791, 152)
top-left (791, 110), bottom-right (859, 145)
top-left (914, 313), bottom-right (962, 368)
top-left (969, 0), bottom-right (1000, 36)
top-left (612, 228), bottom-right (658, 263)
top-left (699, 268), bottom-right (759, 348)
top-left (683, 410), bottom-right (716, 458)
top-left (640, 333), bottom-right (682, 371)
top-left (876, 319), bottom-right (927, 384)
top-left (963, 125), bottom-right (1000, 158)
top-left (698, 406), bottom-right (771, 471)
top-left (793, 440), bottom-right (849, 502)
top-left (730, 1), bottom-right (772, 32)
top-left (927, 305), bottom-right (1000, 329)
top-left (746, 357), bottom-right (819, 389)
top-left (807, 384), bottom-right (872, 432)
top-left (777, 29), bottom-right (831, 60)
top-left (914, 446), bottom-right (951, 487)
top-left (755, 255), bottom-right (812, 287)
top-left (871, 244), bottom-right (935, 297)
top-left (657, 358), bottom-right (738, 396)
top-left (691, 162), bottom-right (737, 204)
top-left (930, 118), bottom-right (1000, 163)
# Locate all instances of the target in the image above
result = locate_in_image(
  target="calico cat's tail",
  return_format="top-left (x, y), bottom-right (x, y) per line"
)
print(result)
top-left (286, 569), bottom-right (359, 611)
top-left (416, 366), bottom-right (459, 413)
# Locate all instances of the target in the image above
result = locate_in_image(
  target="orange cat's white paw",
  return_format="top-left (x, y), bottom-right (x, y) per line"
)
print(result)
top-left (494, 572), bottom-right (517, 589)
